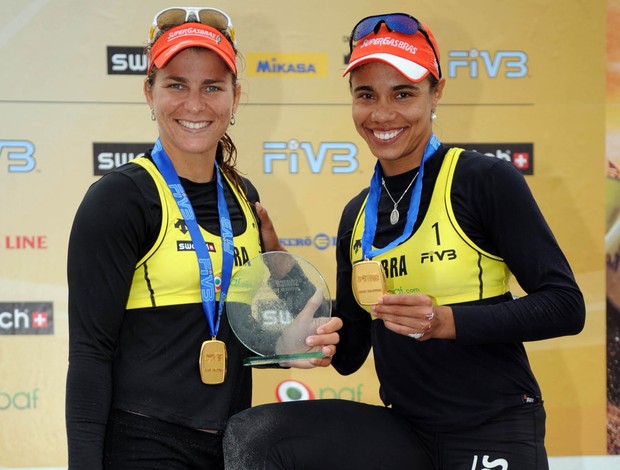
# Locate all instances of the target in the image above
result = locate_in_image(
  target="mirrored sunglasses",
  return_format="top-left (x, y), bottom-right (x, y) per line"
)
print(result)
top-left (149, 7), bottom-right (235, 44)
top-left (349, 13), bottom-right (442, 78)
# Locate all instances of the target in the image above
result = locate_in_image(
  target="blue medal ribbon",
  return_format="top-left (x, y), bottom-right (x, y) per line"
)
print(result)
top-left (361, 134), bottom-right (440, 259)
top-left (151, 138), bottom-right (234, 339)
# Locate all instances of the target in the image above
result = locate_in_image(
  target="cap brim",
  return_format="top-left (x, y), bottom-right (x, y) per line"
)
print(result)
top-left (343, 52), bottom-right (430, 82)
top-left (147, 24), bottom-right (237, 75)
top-left (153, 40), bottom-right (236, 73)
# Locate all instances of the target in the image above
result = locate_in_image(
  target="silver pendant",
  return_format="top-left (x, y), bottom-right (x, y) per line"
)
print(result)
top-left (390, 208), bottom-right (399, 225)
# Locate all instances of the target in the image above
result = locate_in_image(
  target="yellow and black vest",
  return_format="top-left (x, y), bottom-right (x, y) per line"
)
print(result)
top-left (126, 157), bottom-right (262, 309)
top-left (350, 148), bottom-right (511, 310)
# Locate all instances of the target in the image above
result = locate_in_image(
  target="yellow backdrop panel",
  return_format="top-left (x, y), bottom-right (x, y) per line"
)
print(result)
top-left (0, 0), bottom-right (607, 466)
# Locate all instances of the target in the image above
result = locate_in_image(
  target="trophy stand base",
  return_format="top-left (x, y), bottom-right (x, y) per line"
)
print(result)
top-left (243, 351), bottom-right (325, 366)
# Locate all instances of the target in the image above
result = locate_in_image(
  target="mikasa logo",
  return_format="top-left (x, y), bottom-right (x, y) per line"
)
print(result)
top-left (246, 53), bottom-right (328, 77)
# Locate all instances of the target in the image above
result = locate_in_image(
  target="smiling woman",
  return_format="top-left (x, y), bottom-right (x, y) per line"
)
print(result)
top-left (64, 6), bottom-right (343, 470)
top-left (144, 46), bottom-right (241, 182)
top-left (143, 16), bottom-right (241, 184)
top-left (223, 11), bottom-right (585, 470)
top-left (349, 62), bottom-right (443, 177)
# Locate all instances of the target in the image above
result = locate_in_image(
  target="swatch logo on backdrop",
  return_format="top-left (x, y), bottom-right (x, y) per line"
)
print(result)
top-left (0, 302), bottom-right (54, 335)
top-left (107, 46), bottom-right (148, 75)
top-left (93, 143), bottom-right (152, 175)
top-left (444, 143), bottom-right (534, 175)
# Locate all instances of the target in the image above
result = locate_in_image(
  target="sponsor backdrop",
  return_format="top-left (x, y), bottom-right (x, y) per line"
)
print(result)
top-left (0, 0), bottom-right (614, 467)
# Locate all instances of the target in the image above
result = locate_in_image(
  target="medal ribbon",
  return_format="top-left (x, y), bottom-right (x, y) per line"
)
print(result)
top-left (151, 138), bottom-right (234, 339)
top-left (361, 134), bottom-right (440, 259)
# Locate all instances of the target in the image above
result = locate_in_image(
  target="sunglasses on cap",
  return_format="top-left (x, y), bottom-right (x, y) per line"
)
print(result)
top-left (349, 13), bottom-right (442, 78)
top-left (149, 7), bottom-right (235, 44)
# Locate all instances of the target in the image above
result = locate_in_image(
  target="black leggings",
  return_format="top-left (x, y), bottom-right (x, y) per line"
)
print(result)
top-left (103, 409), bottom-right (224, 470)
top-left (223, 399), bottom-right (548, 470)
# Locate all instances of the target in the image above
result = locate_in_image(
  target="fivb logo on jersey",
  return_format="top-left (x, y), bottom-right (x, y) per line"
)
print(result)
top-left (0, 302), bottom-right (54, 335)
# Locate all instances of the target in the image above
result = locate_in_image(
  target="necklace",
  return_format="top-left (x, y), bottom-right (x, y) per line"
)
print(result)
top-left (381, 172), bottom-right (419, 225)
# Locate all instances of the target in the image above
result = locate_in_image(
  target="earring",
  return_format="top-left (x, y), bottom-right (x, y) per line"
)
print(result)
top-left (150, 108), bottom-right (156, 121)
top-left (230, 113), bottom-right (236, 126)
top-left (431, 111), bottom-right (437, 121)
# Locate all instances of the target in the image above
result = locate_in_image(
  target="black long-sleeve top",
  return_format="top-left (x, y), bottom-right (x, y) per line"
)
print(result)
top-left (331, 145), bottom-right (585, 432)
top-left (66, 154), bottom-right (261, 468)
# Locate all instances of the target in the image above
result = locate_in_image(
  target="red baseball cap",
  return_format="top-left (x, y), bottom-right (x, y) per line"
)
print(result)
top-left (147, 23), bottom-right (237, 74)
top-left (344, 23), bottom-right (440, 82)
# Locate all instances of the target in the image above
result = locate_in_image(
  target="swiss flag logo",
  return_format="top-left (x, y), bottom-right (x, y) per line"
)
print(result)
top-left (31, 311), bottom-right (48, 328)
top-left (512, 152), bottom-right (530, 170)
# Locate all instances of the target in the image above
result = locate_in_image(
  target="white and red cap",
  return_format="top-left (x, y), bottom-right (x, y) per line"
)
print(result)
top-left (148, 23), bottom-right (236, 74)
top-left (344, 23), bottom-right (440, 82)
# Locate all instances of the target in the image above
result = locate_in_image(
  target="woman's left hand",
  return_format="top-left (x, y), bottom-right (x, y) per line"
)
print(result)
top-left (371, 294), bottom-right (455, 340)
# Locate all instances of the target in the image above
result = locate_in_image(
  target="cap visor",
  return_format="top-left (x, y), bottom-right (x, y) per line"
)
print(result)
top-left (344, 53), bottom-right (429, 82)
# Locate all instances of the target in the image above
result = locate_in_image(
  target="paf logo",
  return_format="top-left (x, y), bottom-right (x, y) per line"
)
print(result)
top-left (276, 380), bottom-right (315, 402)
top-left (275, 380), bottom-right (366, 402)
top-left (0, 388), bottom-right (40, 410)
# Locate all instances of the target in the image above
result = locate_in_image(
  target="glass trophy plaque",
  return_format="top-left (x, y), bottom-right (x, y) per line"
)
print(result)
top-left (225, 251), bottom-right (332, 366)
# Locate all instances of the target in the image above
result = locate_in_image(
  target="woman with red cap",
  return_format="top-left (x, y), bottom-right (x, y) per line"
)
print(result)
top-left (65, 7), bottom-right (341, 469)
top-left (223, 12), bottom-right (584, 470)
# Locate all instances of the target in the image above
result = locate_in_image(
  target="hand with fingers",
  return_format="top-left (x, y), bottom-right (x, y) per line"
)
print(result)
top-left (276, 288), bottom-right (343, 369)
top-left (371, 293), bottom-right (455, 341)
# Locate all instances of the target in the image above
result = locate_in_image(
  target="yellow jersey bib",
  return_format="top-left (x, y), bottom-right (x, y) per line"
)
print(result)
top-left (126, 157), bottom-right (262, 309)
top-left (350, 148), bottom-right (511, 311)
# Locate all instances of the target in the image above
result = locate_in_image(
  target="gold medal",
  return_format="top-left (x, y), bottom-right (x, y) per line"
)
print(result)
top-left (351, 260), bottom-right (387, 305)
top-left (199, 338), bottom-right (227, 385)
